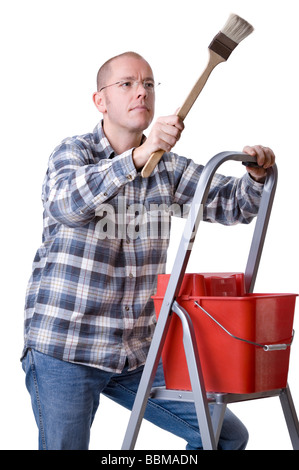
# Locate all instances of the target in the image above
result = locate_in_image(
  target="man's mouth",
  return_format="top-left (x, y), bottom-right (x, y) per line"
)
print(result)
top-left (130, 104), bottom-right (150, 112)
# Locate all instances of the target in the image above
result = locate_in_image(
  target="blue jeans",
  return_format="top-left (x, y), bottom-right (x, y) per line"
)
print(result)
top-left (22, 349), bottom-right (248, 450)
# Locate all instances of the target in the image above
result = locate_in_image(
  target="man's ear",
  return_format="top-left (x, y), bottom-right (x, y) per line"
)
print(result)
top-left (92, 91), bottom-right (107, 114)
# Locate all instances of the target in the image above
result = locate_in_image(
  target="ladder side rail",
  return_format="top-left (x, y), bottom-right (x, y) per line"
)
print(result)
top-left (279, 385), bottom-right (299, 450)
top-left (172, 301), bottom-right (217, 449)
top-left (121, 312), bottom-right (173, 450)
top-left (244, 164), bottom-right (277, 292)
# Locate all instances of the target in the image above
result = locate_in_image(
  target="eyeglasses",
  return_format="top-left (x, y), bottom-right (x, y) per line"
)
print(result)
top-left (99, 79), bottom-right (160, 93)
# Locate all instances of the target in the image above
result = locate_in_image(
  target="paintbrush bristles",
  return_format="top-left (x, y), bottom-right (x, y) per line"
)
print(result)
top-left (221, 13), bottom-right (254, 44)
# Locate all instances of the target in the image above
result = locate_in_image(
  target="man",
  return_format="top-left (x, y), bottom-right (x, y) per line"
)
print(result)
top-left (22, 51), bottom-right (275, 450)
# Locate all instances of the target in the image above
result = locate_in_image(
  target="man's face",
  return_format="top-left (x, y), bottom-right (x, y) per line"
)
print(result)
top-left (99, 56), bottom-right (155, 134)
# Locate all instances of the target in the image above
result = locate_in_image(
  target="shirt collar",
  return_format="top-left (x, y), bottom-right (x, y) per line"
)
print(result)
top-left (93, 121), bottom-right (115, 159)
top-left (93, 120), bottom-right (146, 159)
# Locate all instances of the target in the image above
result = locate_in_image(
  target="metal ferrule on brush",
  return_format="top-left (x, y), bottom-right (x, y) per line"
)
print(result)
top-left (209, 32), bottom-right (238, 60)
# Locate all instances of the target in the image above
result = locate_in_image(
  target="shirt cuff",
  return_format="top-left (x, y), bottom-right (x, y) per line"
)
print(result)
top-left (90, 149), bottom-right (138, 210)
top-left (245, 171), bottom-right (264, 192)
top-left (110, 148), bottom-right (137, 183)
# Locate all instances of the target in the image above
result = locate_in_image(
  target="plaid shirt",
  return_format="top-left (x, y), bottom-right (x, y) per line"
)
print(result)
top-left (23, 121), bottom-right (264, 372)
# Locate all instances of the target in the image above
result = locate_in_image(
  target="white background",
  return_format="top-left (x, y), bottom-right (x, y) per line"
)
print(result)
top-left (1, 0), bottom-right (298, 450)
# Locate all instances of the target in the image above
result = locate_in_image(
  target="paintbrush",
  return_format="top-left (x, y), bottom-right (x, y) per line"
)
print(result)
top-left (141, 13), bottom-right (254, 178)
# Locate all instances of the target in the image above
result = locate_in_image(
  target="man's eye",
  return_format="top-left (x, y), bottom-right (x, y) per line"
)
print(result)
top-left (121, 81), bottom-right (132, 88)
top-left (144, 82), bottom-right (154, 89)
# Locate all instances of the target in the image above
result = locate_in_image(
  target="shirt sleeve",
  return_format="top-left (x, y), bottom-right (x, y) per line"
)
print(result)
top-left (166, 153), bottom-right (264, 225)
top-left (42, 140), bottom-right (137, 227)
top-left (203, 171), bottom-right (264, 225)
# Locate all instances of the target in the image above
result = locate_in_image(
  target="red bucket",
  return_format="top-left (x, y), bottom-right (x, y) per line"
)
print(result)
top-left (153, 273), bottom-right (297, 394)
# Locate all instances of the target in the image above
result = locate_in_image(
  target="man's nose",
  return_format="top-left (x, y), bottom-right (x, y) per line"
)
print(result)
top-left (136, 81), bottom-right (148, 97)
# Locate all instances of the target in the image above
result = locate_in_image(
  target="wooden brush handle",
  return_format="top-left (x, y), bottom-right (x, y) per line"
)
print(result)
top-left (141, 50), bottom-right (226, 178)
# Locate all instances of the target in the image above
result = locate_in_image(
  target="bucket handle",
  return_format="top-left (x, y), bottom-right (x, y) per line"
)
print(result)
top-left (194, 301), bottom-right (294, 351)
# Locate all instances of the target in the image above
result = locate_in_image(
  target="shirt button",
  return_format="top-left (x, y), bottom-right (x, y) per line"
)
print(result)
top-left (125, 306), bottom-right (130, 311)
top-left (129, 273), bottom-right (134, 278)
top-left (126, 174), bottom-right (132, 180)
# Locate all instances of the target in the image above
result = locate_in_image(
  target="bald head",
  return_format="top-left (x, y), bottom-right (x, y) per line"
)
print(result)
top-left (96, 51), bottom-right (151, 91)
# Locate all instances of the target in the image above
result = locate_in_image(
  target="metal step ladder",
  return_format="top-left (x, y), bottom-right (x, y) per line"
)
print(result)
top-left (122, 151), bottom-right (299, 450)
